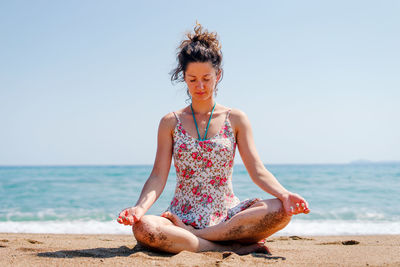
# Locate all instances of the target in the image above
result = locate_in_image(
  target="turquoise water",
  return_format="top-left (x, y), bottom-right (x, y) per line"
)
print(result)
top-left (0, 163), bottom-right (399, 235)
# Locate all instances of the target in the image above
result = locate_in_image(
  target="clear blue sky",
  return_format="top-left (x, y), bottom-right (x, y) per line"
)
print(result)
top-left (1, 1), bottom-right (399, 165)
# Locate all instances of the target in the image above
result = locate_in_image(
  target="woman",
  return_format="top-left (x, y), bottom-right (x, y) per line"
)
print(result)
top-left (117, 23), bottom-right (310, 255)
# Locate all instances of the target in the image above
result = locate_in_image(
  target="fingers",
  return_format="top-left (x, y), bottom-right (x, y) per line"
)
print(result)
top-left (117, 208), bottom-right (135, 226)
top-left (289, 201), bottom-right (310, 215)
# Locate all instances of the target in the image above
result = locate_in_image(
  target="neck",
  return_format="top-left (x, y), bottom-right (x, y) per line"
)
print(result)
top-left (191, 98), bottom-right (216, 115)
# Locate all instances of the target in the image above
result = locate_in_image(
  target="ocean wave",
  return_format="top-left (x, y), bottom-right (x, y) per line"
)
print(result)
top-left (0, 208), bottom-right (116, 222)
top-left (0, 219), bottom-right (399, 235)
top-left (279, 219), bottom-right (400, 236)
top-left (0, 220), bottom-right (132, 235)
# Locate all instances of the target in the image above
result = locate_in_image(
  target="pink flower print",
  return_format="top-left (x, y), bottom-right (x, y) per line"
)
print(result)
top-left (199, 141), bottom-right (203, 147)
top-left (203, 145), bottom-right (207, 149)
top-left (182, 129), bottom-right (186, 134)
top-left (192, 153), bottom-right (197, 159)
top-left (197, 156), bottom-right (202, 161)
top-left (178, 149), bottom-right (182, 153)
top-left (203, 194), bottom-right (207, 198)
top-left (210, 180), bottom-right (215, 185)
top-left (188, 205), bottom-right (192, 211)
top-left (180, 143), bottom-right (186, 149)
top-left (198, 215), bottom-right (202, 220)
top-left (178, 126), bottom-right (182, 130)
top-left (207, 160), bottom-right (213, 167)
top-left (207, 195), bottom-right (213, 203)
top-left (197, 192), bottom-right (200, 196)
top-left (181, 205), bottom-right (186, 212)
top-left (182, 219), bottom-right (188, 224)
top-left (223, 133), bottom-right (228, 138)
top-left (176, 166), bottom-right (180, 173)
top-left (190, 221), bottom-right (197, 227)
top-left (203, 158), bottom-right (207, 162)
top-left (229, 160), bottom-right (233, 167)
top-left (172, 198), bottom-right (178, 206)
top-left (182, 170), bottom-right (186, 175)
top-left (208, 148), bottom-right (212, 152)
top-left (190, 170), bottom-right (195, 175)
top-left (216, 176), bottom-right (220, 180)
top-left (178, 183), bottom-right (183, 189)
top-left (178, 154), bottom-right (182, 158)
top-left (192, 186), bottom-right (198, 194)
top-left (185, 174), bottom-right (189, 179)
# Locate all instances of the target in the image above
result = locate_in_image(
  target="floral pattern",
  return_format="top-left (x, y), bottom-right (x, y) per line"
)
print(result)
top-left (166, 109), bottom-right (260, 229)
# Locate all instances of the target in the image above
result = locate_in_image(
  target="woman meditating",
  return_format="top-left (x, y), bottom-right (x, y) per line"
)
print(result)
top-left (117, 23), bottom-right (310, 255)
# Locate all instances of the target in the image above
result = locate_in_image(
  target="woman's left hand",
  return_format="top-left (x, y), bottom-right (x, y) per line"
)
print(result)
top-left (280, 192), bottom-right (310, 216)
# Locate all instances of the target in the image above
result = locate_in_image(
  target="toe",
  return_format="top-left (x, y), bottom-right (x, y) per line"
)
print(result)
top-left (253, 243), bottom-right (271, 255)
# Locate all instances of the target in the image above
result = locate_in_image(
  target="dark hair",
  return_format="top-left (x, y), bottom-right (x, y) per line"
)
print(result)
top-left (170, 22), bottom-right (224, 101)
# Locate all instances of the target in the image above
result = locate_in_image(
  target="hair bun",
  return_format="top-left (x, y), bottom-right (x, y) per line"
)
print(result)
top-left (185, 21), bottom-right (221, 52)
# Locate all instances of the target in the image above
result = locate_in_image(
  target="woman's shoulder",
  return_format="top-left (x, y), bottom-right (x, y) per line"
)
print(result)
top-left (158, 112), bottom-right (179, 133)
top-left (224, 107), bottom-right (250, 136)
top-left (228, 107), bottom-right (249, 124)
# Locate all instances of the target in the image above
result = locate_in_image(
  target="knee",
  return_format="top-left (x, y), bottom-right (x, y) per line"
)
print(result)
top-left (274, 199), bottom-right (292, 229)
top-left (259, 198), bottom-right (292, 229)
top-left (132, 215), bottom-right (162, 248)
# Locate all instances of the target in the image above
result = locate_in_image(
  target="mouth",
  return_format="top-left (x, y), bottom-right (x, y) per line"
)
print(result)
top-left (196, 92), bottom-right (205, 95)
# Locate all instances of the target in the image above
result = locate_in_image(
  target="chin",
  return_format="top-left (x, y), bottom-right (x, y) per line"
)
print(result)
top-left (192, 94), bottom-right (212, 101)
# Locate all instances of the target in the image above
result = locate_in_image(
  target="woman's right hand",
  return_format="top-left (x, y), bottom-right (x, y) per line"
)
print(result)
top-left (117, 206), bottom-right (145, 226)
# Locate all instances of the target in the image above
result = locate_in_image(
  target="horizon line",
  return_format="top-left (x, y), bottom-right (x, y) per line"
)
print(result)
top-left (1, 160), bottom-right (399, 167)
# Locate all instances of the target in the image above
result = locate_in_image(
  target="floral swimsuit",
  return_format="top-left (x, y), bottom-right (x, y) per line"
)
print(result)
top-left (166, 109), bottom-right (260, 229)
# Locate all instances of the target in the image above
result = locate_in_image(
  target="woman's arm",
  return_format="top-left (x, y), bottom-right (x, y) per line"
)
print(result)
top-left (118, 113), bottom-right (175, 225)
top-left (232, 109), bottom-right (310, 215)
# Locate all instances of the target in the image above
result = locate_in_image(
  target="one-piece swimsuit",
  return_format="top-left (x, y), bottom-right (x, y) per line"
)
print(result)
top-left (166, 109), bottom-right (260, 229)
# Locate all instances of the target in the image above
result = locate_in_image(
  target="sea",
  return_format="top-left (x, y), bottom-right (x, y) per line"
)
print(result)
top-left (1, 163), bottom-right (399, 236)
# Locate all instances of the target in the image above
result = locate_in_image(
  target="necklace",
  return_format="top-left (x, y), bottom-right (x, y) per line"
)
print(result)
top-left (190, 102), bottom-right (216, 141)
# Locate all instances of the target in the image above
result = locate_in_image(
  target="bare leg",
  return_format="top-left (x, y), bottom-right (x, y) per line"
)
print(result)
top-left (164, 198), bottom-right (291, 243)
top-left (132, 215), bottom-right (270, 254)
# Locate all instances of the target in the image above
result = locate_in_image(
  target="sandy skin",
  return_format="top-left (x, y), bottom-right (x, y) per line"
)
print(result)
top-left (0, 233), bottom-right (399, 267)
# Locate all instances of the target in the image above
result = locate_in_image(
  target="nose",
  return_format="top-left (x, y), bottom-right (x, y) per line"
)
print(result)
top-left (196, 81), bottom-right (204, 89)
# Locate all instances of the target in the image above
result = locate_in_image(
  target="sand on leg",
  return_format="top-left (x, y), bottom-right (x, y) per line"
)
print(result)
top-left (163, 198), bottom-right (291, 244)
top-left (132, 215), bottom-right (270, 254)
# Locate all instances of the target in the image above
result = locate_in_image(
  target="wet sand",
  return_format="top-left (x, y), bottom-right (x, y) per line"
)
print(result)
top-left (0, 233), bottom-right (399, 266)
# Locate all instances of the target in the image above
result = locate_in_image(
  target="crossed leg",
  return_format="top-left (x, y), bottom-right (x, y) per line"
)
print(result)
top-left (132, 198), bottom-right (291, 254)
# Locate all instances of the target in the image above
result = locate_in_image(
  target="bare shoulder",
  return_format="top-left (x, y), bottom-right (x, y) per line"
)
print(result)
top-left (229, 108), bottom-right (250, 125)
top-left (159, 112), bottom-right (178, 134)
top-left (228, 108), bottom-right (251, 136)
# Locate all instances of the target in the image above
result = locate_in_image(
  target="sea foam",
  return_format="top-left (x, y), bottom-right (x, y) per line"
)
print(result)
top-left (1, 219), bottom-right (399, 235)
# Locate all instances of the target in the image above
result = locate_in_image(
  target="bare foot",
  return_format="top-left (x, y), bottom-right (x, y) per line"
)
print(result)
top-left (161, 212), bottom-right (196, 233)
top-left (232, 242), bottom-right (272, 255)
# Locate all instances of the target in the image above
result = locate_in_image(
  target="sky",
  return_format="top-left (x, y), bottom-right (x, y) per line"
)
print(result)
top-left (0, 0), bottom-right (399, 165)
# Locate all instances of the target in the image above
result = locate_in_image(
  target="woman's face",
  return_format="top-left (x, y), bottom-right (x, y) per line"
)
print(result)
top-left (184, 62), bottom-right (221, 102)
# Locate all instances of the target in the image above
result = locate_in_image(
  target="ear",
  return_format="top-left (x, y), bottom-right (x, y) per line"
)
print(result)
top-left (216, 69), bottom-right (222, 82)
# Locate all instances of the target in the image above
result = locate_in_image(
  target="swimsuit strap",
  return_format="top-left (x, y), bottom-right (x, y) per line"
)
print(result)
top-left (190, 102), bottom-right (216, 141)
top-left (172, 111), bottom-right (181, 124)
top-left (225, 109), bottom-right (232, 121)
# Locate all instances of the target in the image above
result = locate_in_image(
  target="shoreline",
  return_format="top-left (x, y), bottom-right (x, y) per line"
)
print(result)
top-left (0, 233), bottom-right (399, 266)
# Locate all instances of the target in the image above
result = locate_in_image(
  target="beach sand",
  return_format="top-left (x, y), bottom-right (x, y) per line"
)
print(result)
top-left (0, 233), bottom-right (399, 266)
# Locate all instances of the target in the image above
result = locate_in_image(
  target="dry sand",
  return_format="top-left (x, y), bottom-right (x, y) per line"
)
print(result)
top-left (0, 233), bottom-right (399, 266)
